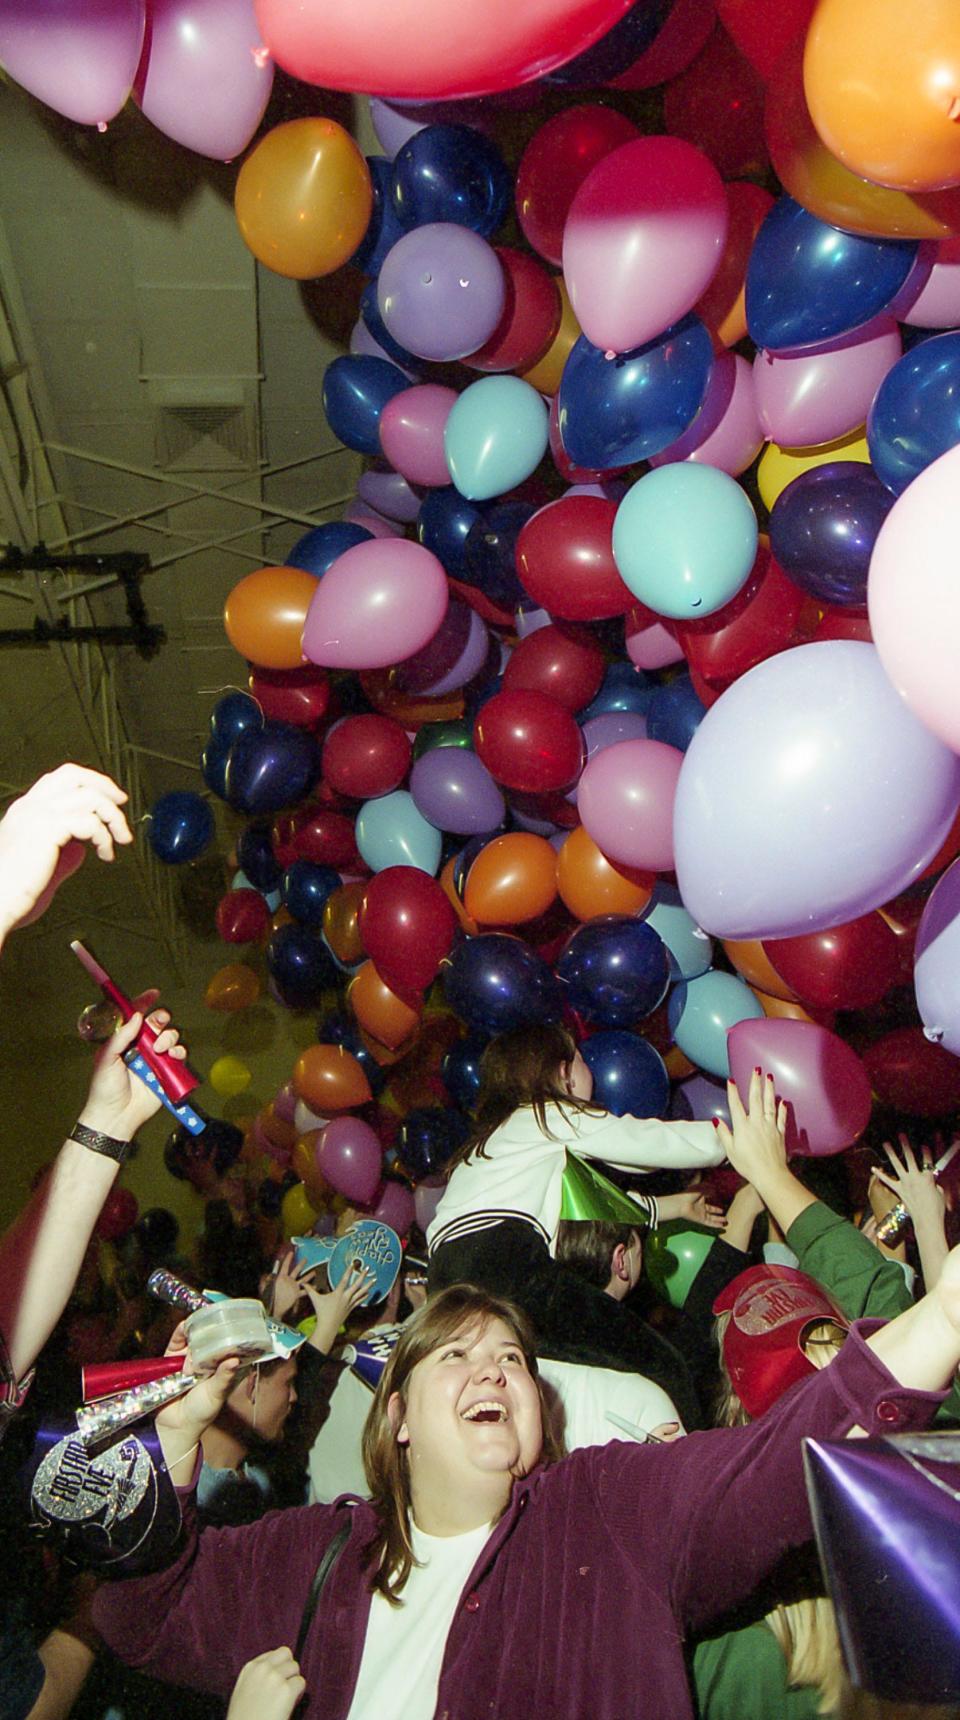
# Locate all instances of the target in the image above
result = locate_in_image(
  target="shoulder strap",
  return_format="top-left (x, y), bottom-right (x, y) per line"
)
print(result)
top-left (295, 1518), bottom-right (351, 1664)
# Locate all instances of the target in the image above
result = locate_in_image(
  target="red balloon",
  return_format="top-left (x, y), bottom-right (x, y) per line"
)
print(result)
top-left (249, 665), bottom-right (331, 728)
top-left (322, 714), bottom-right (412, 800)
top-left (502, 624), bottom-right (605, 712)
top-left (216, 888), bottom-right (272, 944)
top-left (474, 689), bottom-right (585, 793)
top-left (95, 1186), bottom-right (139, 1242)
top-left (663, 25), bottom-right (768, 180)
top-left (675, 542), bottom-right (808, 685)
top-left (611, 0), bottom-right (715, 87)
top-left (358, 865), bottom-right (458, 995)
top-left (862, 1027), bottom-right (960, 1118)
top-left (273, 805), bottom-right (359, 870)
top-left (715, 0), bottom-right (815, 80)
top-left (515, 104), bottom-right (638, 266)
top-left (813, 609), bottom-right (873, 644)
top-left (877, 890), bottom-right (929, 985)
top-left (919, 802), bottom-right (960, 884)
top-left (516, 495), bottom-right (633, 621)
top-left (763, 913), bottom-right (901, 1011)
top-left (465, 247), bottom-right (562, 375)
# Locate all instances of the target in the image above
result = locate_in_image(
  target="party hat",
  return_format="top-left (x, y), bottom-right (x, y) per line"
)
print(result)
top-left (560, 1151), bottom-right (652, 1226)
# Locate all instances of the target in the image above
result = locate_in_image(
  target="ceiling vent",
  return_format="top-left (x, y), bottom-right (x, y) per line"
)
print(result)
top-left (147, 379), bottom-right (258, 473)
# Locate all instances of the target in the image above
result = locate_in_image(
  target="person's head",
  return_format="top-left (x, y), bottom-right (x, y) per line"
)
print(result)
top-left (712, 1265), bottom-right (848, 1425)
top-left (555, 1220), bottom-right (644, 1301)
top-left (449, 1025), bottom-right (596, 1168)
top-left (362, 1284), bottom-right (563, 1603)
top-left (220, 1354), bottom-right (299, 1449)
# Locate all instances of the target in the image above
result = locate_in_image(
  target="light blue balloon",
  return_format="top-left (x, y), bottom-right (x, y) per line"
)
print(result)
top-left (355, 790), bottom-right (442, 875)
top-left (444, 376), bottom-right (549, 502)
top-left (231, 869), bottom-right (280, 911)
top-left (667, 968), bottom-right (764, 1078)
top-left (644, 883), bottom-right (714, 981)
top-left (612, 464), bottom-right (758, 620)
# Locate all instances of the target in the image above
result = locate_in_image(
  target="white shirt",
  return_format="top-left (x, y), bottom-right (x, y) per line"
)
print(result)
top-left (538, 1355), bottom-right (683, 1448)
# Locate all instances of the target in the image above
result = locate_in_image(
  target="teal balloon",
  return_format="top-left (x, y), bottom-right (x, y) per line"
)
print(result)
top-left (355, 790), bottom-right (442, 875)
top-left (612, 465), bottom-right (758, 620)
top-left (444, 376), bottom-right (549, 502)
top-left (644, 883), bottom-right (713, 981)
top-left (666, 968), bottom-right (764, 1078)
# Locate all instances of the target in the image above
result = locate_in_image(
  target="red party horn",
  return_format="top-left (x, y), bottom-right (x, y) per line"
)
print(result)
top-left (81, 1354), bottom-right (185, 1403)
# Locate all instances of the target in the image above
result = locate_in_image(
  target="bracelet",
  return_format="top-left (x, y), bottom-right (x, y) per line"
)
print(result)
top-left (69, 1121), bottom-right (133, 1164)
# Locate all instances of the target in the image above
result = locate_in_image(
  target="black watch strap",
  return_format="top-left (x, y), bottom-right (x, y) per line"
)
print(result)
top-left (69, 1121), bottom-right (132, 1164)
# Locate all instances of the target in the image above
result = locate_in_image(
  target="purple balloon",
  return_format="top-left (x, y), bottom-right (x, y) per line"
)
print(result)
top-left (317, 1117), bottom-right (382, 1206)
top-left (914, 857), bottom-right (960, 1056)
top-left (669, 1073), bottom-right (731, 1126)
top-left (421, 605), bottom-right (490, 697)
top-left (674, 641), bottom-right (960, 940)
top-left (369, 97), bottom-right (500, 157)
top-left (394, 597), bottom-right (476, 693)
top-left (357, 466), bottom-right (423, 524)
top-left (769, 462), bottom-right (897, 608)
top-left (410, 746), bottom-right (506, 835)
top-left (368, 1179), bottom-right (416, 1235)
top-left (135, 0), bottom-right (273, 160)
top-left (0, 0), bottom-right (144, 125)
top-left (378, 224), bottom-right (505, 362)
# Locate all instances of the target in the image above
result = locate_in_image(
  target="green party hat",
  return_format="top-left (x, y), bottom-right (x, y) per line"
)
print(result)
top-left (560, 1151), bottom-right (651, 1227)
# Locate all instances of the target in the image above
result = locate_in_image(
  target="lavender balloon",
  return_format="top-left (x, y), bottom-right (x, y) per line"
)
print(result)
top-left (914, 858), bottom-right (960, 1057)
top-left (357, 467), bottom-right (422, 524)
top-left (378, 224), bottom-right (505, 362)
top-left (674, 641), bottom-right (960, 940)
top-left (410, 748), bottom-right (506, 835)
top-left (0, 0), bottom-right (144, 126)
top-left (135, 0), bottom-right (273, 160)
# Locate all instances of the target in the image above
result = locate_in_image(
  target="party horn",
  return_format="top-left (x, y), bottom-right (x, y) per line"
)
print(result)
top-left (82, 1355), bottom-right (185, 1403)
top-left (70, 940), bottom-right (200, 1107)
top-left (74, 1369), bottom-right (198, 1449)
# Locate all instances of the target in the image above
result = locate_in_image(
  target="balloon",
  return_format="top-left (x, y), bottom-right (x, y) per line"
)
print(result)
top-left (147, 791), bottom-right (213, 864)
top-left (273, 806), bottom-right (357, 870)
top-left (898, 238), bottom-right (960, 328)
top-left (915, 859), bottom-right (960, 1056)
top-left (280, 1182), bottom-right (319, 1238)
top-left (393, 597), bottom-right (486, 696)
top-left (556, 825), bottom-right (653, 921)
top-left (378, 225), bottom-right (505, 363)
top-left (867, 333), bottom-right (960, 496)
top-left (694, 180), bottom-right (774, 349)
top-left (397, 1107), bottom-right (470, 1179)
top-left (321, 355), bottom-right (410, 457)
top-left (358, 866), bottom-right (457, 994)
top-left (557, 319), bottom-right (714, 471)
top-left (444, 377), bottom-right (548, 503)
top-left (521, 279), bottom-right (583, 397)
top-left (803, 0), bottom-right (960, 195)
top-left (763, 913), bottom-right (901, 1011)
top-left (645, 1220), bottom-right (722, 1309)
top-left (391, 124), bottom-right (511, 236)
top-left (663, 24), bottom-right (767, 180)
top-left (649, 352), bottom-right (763, 479)
top-left (670, 1072), bottom-right (731, 1125)
top-left (462, 502), bottom-right (532, 609)
top-left (237, 823), bottom-right (283, 892)
top-left (441, 1035), bottom-right (487, 1110)
top-left (557, 916), bottom-right (669, 1027)
top-left (417, 488), bottom-right (484, 581)
top-left (215, 889), bottom-right (270, 944)
top-left (409, 747), bottom-right (505, 836)
top-left (613, 465), bottom-right (758, 621)
top-left (282, 861), bottom-right (342, 928)
top-left (414, 1179), bottom-right (446, 1231)
top-left (247, 665), bottom-right (329, 730)
top-left (378, 385), bottom-right (456, 489)
top-left (563, 137), bottom-right (727, 356)
top-left (355, 791), bottom-right (442, 876)
top-left (769, 463), bottom-right (896, 608)
top-left (322, 715), bottom-right (411, 800)
top-left (356, 466), bottom-right (421, 525)
top-left (676, 542), bottom-right (806, 686)
top-left (443, 933), bottom-right (562, 1034)
top-left (135, 0), bottom-right (272, 160)
top-left (675, 642), bottom-right (960, 940)
top-left (501, 626), bottom-right (604, 713)
top-left (349, 961), bottom-right (421, 1050)
top-left (226, 724), bottom-right (319, 815)
top-left (645, 882), bottom-right (713, 980)
top-left (474, 690), bottom-right (584, 794)
top-left (516, 105), bottom-right (639, 267)
top-left (465, 248), bottom-right (562, 375)
top-left (863, 1026), bottom-right (960, 1118)
top-left (580, 661), bottom-right (654, 722)
top-left (645, 676), bottom-right (707, 752)
top-left (234, 118), bottom-right (371, 279)
top-left (464, 833), bottom-right (557, 926)
top-left (729, 1017), bottom-right (871, 1154)
top-left (757, 427), bottom-right (871, 512)
top-left (868, 443), bottom-right (960, 756)
top-left (224, 565), bottom-right (319, 671)
top-left (267, 923), bottom-right (337, 1007)
top-left (753, 319), bottom-right (901, 451)
top-left (667, 968), bottom-right (764, 1077)
top-left (210, 1054), bottom-right (253, 1097)
top-left (581, 1029), bottom-right (669, 1118)
top-left (286, 521), bottom-right (373, 577)
top-left (515, 496), bottom-right (631, 621)
top-left (294, 1043), bottom-right (372, 1113)
top-left (724, 939), bottom-right (798, 1002)
top-left (322, 881), bottom-right (367, 967)
top-left (577, 738), bottom-right (682, 873)
top-left (612, 0), bottom-right (715, 86)
top-left (204, 962), bottom-right (261, 1012)
top-left (716, 0), bottom-right (813, 78)
top-left (210, 691), bottom-right (263, 747)
top-left (95, 1185), bottom-right (140, 1244)
top-left (546, 0), bottom-right (670, 84)
top-left (301, 539), bottom-right (449, 672)
top-left (746, 197), bottom-right (919, 353)
top-left (0, 0), bottom-right (144, 127)
top-left (350, 153), bottom-right (406, 274)
top-left (625, 616), bottom-right (685, 672)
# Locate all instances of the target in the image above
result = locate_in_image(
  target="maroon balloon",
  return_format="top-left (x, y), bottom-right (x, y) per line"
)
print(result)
top-left (248, 665), bottom-right (331, 728)
top-left (675, 543), bottom-right (809, 685)
top-left (465, 246), bottom-right (562, 374)
top-left (367, 1178), bottom-right (416, 1234)
top-left (358, 865), bottom-right (458, 995)
top-left (501, 624), bottom-right (605, 712)
top-left (95, 1186), bottom-right (139, 1242)
top-left (272, 806), bottom-right (359, 870)
top-left (862, 1028), bottom-right (960, 1118)
top-left (474, 688), bottom-right (585, 793)
top-left (728, 1017), bottom-right (872, 1156)
top-left (322, 714), bottom-right (412, 800)
top-left (215, 888), bottom-right (271, 944)
top-left (763, 912), bottom-right (901, 1011)
top-left (516, 495), bottom-right (633, 620)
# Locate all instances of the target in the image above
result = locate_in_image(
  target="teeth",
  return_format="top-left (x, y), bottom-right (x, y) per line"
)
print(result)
top-left (462, 1401), bottom-right (507, 1423)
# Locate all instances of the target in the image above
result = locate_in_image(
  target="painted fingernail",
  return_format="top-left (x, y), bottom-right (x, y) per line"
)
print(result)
top-left (712, 1117), bottom-right (721, 1129)
top-left (754, 1065), bottom-right (761, 1074)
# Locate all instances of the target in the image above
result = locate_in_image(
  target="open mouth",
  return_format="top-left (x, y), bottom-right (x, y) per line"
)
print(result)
top-left (461, 1401), bottom-right (508, 1424)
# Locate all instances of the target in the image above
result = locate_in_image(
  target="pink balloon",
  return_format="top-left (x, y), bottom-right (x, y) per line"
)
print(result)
top-left (728, 1018), bottom-right (872, 1157)
top-left (342, 503), bottom-right (404, 538)
top-left (895, 238), bottom-right (960, 329)
top-left (317, 1115), bottom-right (383, 1205)
top-left (368, 1178), bottom-right (416, 1234)
top-left (135, 0), bottom-right (273, 159)
top-left (625, 617), bottom-right (685, 669)
top-left (651, 353), bottom-right (763, 477)
top-left (302, 537), bottom-right (449, 671)
top-left (753, 317), bottom-right (901, 449)
top-left (0, 0), bottom-right (145, 125)
top-left (378, 385), bottom-right (457, 488)
top-left (357, 466), bottom-right (422, 523)
top-left (562, 136), bottom-right (728, 355)
top-left (413, 1177), bottom-right (445, 1231)
top-left (578, 737), bottom-right (683, 871)
top-left (273, 1080), bottom-right (299, 1124)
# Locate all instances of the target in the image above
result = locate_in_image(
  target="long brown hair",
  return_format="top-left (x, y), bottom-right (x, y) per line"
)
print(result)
top-left (361, 1284), bottom-right (564, 1605)
top-left (445, 1023), bottom-right (603, 1174)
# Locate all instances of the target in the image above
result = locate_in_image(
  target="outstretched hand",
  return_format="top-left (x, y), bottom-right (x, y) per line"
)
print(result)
top-left (0, 764), bottom-right (133, 941)
top-left (714, 1070), bottom-right (789, 1193)
top-left (302, 1262), bottom-right (376, 1355)
top-left (872, 1134), bottom-right (947, 1230)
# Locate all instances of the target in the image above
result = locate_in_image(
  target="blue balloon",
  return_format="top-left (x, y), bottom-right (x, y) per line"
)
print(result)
top-left (548, 0), bottom-right (670, 81)
top-left (667, 969), bottom-right (764, 1079)
top-left (441, 1033), bottom-right (489, 1109)
top-left (148, 792), bottom-right (214, 864)
top-left (444, 933), bottom-right (563, 1035)
top-left (286, 521), bottom-right (372, 577)
top-left (350, 154), bottom-right (406, 275)
top-left (746, 197), bottom-right (918, 353)
top-left (867, 331), bottom-right (960, 496)
top-left (579, 660), bottom-right (654, 722)
top-left (267, 923), bottom-right (336, 1009)
top-left (581, 1029), bottom-right (670, 1118)
top-left (391, 124), bottom-right (511, 237)
top-left (462, 501), bottom-right (533, 608)
top-left (558, 318), bottom-right (714, 470)
top-left (769, 461), bottom-right (897, 600)
top-left (557, 917), bottom-right (670, 1027)
top-left (225, 724), bottom-right (320, 816)
top-left (355, 790), bottom-right (442, 874)
top-left (201, 739), bottom-right (231, 799)
top-left (397, 1105), bottom-right (471, 1179)
top-left (360, 278), bottom-right (419, 371)
top-left (417, 487), bottom-right (485, 580)
top-left (643, 883), bottom-right (713, 981)
top-left (322, 355), bottom-right (410, 456)
top-left (445, 376), bottom-right (549, 502)
top-left (210, 691), bottom-right (263, 746)
top-left (646, 674), bottom-right (707, 751)
top-left (282, 860), bottom-right (342, 926)
top-left (236, 822), bottom-right (283, 893)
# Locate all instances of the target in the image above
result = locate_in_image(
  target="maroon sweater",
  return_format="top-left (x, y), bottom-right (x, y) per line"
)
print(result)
top-left (93, 1325), bottom-right (941, 1720)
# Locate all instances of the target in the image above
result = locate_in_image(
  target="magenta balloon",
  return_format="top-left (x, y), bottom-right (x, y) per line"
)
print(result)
top-left (357, 466), bottom-right (422, 524)
top-left (317, 1115), bottom-right (383, 1204)
top-left (135, 0), bottom-right (273, 159)
top-left (378, 225), bottom-right (505, 362)
top-left (272, 1080), bottom-right (299, 1123)
top-left (895, 242), bottom-right (960, 329)
top-left (578, 737), bottom-right (683, 872)
top-left (625, 617), bottom-right (685, 669)
top-left (0, 0), bottom-right (145, 124)
top-left (674, 642), bottom-right (960, 940)
top-left (302, 538), bottom-right (449, 670)
top-left (562, 136), bottom-right (728, 355)
top-left (728, 1018), bottom-right (872, 1157)
top-left (368, 1178), bottom-right (416, 1234)
top-left (752, 318), bottom-right (901, 450)
top-left (378, 385), bottom-right (457, 488)
top-left (650, 354), bottom-right (763, 478)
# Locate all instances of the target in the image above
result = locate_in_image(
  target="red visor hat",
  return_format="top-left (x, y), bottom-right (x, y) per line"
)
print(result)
top-left (712, 1264), bottom-right (850, 1419)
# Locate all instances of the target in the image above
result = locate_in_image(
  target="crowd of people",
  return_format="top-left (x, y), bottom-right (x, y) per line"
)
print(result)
top-left (2, 764), bottom-right (960, 1720)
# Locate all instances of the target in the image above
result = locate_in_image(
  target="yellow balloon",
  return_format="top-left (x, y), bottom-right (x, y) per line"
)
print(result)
top-left (209, 1054), bottom-right (253, 1098)
top-left (521, 279), bottom-right (581, 396)
top-left (281, 1181), bottom-right (319, 1240)
top-left (757, 427), bottom-right (870, 510)
top-left (234, 118), bottom-right (372, 280)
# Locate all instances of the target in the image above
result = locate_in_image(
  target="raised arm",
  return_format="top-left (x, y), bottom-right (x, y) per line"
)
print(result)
top-left (0, 763), bottom-right (132, 949)
top-left (871, 1133), bottom-right (951, 1292)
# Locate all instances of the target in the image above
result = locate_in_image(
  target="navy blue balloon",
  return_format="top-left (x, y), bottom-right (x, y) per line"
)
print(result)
top-left (645, 674), bottom-right (707, 751)
top-left (581, 1029), bottom-right (670, 1118)
top-left (237, 822), bottom-right (283, 892)
top-left (444, 933), bottom-right (562, 1035)
top-left (351, 154), bottom-right (406, 275)
top-left (746, 197), bottom-right (918, 353)
top-left (360, 278), bottom-right (419, 371)
top-left (258, 1172), bottom-right (298, 1218)
top-left (558, 317), bottom-right (714, 471)
top-left (148, 791), bottom-right (214, 864)
top-left (225, 723), bottom-right (319, 816)
top-left (201, 739), bottom-right (231, 800)
top-left (267, 923), bottom-right (336, 1009)
top-left (286, 520), bottom-right (372, 577)
top-left (282, 860), bottom-right (342, 926)
top-left (441, 1033), bottom-right (489, 1110)
top-left (557, 916), bottom-right (669, 1027)
top-left (418, 487), bottom-right (485, 579)
top-left (867, 331), bottom-right (960, 496)
top-left (316, 1011), bottom-right (387, 1097)
top-left (391, 124), bottom-right (511, 238)
top-left (322, 355), bottom-right (410, 456)
top-left (210, 691), bottom-right (263, 746)
top-left (547, 0), bottom-right (671, 83)
top-left (463, 501), bottom-right (533, 608)
top-left (579, 660), bottom-right (654, 722)
top-left (769, 461), bottom-right (897, 603)
top-left (397, 1105), bottom-right (471, 1180)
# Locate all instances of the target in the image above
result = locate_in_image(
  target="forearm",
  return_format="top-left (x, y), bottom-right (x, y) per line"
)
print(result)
top-left (912, 1212), bottom-right (950, 1293)
top-left (740, 1163), bottom-right (817, 1238)
top-left (594, 1115), bottom-right (726, 1173)
top-left (27, 1627), bottom-right (97, 1720)
top-left (866, 1286), bottom-right (960, 1392)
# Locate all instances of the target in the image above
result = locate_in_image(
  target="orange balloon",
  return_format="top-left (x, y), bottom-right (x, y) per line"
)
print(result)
top-left (694, 180), bottom-right (774, 348)
top-left (521, 279), bottom-right (581, 396)
top-left (556, 825), bottom-right (654, 921)
top-left (224, 565), bottom-right (318, 670)
top-left (204, 962), bottom-right (261, 1012)
top-left (234, 118), bottom-right (373, 279)
top-left (804, 0), bottom-right (960, 194)
top-left (664, 1045), bottom-right (696, 1080)
top-left (271, 906), bottom-right (294, 933)
top-left (293, 1043), bottom-right (372, 1113)
top-left (440, 855), bottom-right (480, 935)
top-left (359, 1027), bottom-right (410, 1066)
top-left (464, 833), bottom-right (558, 926)
top-left (322, 881), bottom-right (367, 966)
top-left (751, 986), bottom-right (833, 1029)
top-left (258, 1105), bottom-right (297, 1153)
top-left (723, 938), bottom-right (798, 1001)
top-left (349, 960), bottom-right (422, 1050)
top-left (359, 670), bottom-right (465, 728)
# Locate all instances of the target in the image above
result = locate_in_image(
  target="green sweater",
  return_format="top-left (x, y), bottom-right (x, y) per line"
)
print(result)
top-left (692, 1623), bottom-right (826, 1720)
